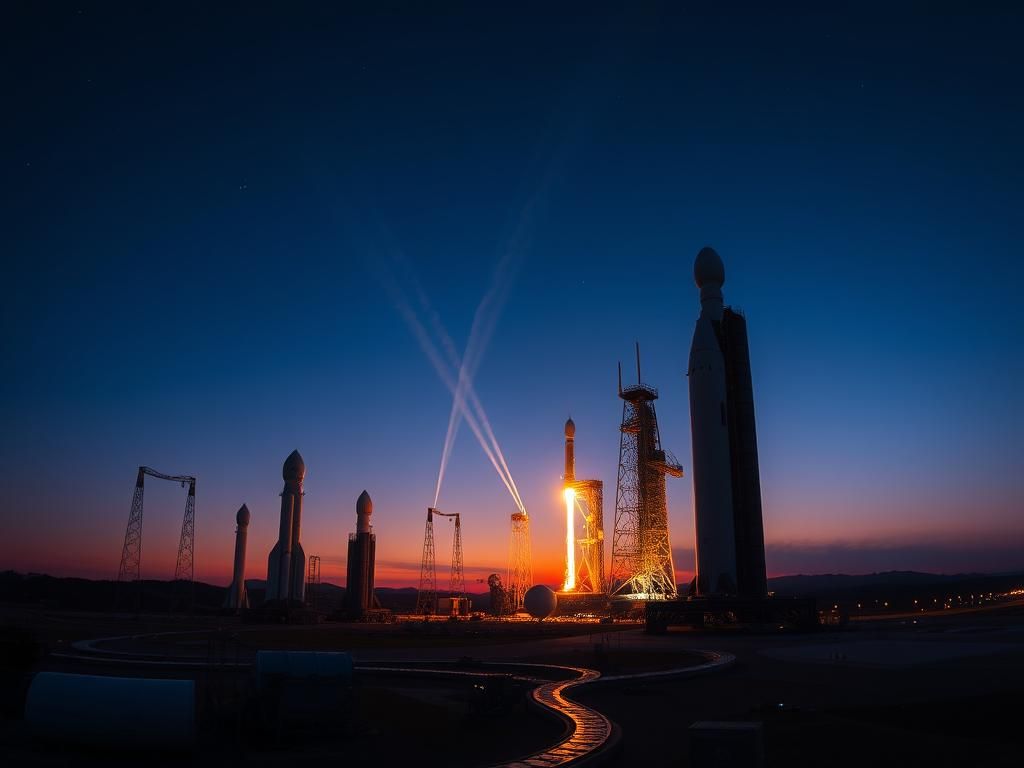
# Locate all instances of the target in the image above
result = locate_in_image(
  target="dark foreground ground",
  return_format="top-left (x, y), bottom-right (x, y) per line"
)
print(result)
top-left (3, 602), bottom-right (1024, 766)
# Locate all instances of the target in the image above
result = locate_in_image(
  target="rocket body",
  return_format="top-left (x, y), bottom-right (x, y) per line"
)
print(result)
top-left (688, 250), bottom-right (738, 595)
top-left (564, 418), bottom-right (576, 485)
top-left (689, 310), bottom-right (738, 593)
top-left (687, 247), bottom-right (768, 598)
top-left (346, 490), bottom-right (377, 618)
top-left (224, 504), bottom-right (250, 612)
top-left (266, 450), bottom-right (306, 603)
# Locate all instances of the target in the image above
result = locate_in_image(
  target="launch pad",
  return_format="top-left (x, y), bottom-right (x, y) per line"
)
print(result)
top-left (644, 596), bottom-right (819, 632)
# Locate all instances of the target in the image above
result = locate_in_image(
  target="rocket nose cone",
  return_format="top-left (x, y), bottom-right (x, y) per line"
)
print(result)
top-left (694, 246), bottom-right (725, 289)
top-left (564, 417), bottom-right (576, 438)
top-left (283, 449), bottom-right (306, 482)
top-left (236, 504), bottom-right (251, 526)
top-left (357, 490), bottom-right (373, 516)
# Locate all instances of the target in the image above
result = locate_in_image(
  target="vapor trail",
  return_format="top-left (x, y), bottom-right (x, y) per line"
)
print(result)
top-left (431, 200), bottom-right (536, 510)
top-left (385, 282), bottom-right (524, 509)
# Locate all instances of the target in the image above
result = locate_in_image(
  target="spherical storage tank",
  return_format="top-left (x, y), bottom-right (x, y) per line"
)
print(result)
top-left (25, 672), bottom-right (195, 748)
top-left (523, 585), bottom-right (558, 620)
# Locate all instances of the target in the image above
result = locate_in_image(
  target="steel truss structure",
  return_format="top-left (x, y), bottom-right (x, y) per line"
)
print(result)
top-left (415, 507), bottom-right (464, 615)
top-left (610, 349), bottom-right (683, 600)
top-left (507, 511), bottom-right (533, 611)
top-left (306, 555), bottom-right (321, 609)
top-left (117, 466), bottom-right (197, 584)
top-left (570, 479), bottom-right (605, 593)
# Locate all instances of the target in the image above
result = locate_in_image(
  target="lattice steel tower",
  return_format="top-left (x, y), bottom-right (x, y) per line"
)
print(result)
top-left (610, 345), bottom-right (683, 599)
top-left (416, 507), bottom-right (464, 614)
top-left (117, 466), bottom-right (197, 608)
top-left (570, 479), bottom-right (605, 593)
top-left (415, 507), bottom-right (437, 614)
top-left (507, 511), bottom-right (533, 610)
top-left (306, 555), bottom-right (321, 610)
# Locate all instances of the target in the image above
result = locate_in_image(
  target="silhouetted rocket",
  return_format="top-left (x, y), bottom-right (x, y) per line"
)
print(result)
top-left (688, 247), bottom-right (768, 597)
top-left (224, 504), bottom-right (250, 612)
top-left (266, 450), bottom-right (306, 603)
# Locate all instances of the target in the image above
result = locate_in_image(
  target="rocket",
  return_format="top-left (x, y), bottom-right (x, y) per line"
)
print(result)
top-left (564, 417), bottom-right (576, 485)
top-left (266, 449), bottom-right (306, 603)
top-left (688, 247), bottom-right (739, 595)
top-left (224, 504), bottom-right (250, 612)
top-left (687, 247), bottom-right (768, 598)
top-left (345, 490), bottom-right (378, 618)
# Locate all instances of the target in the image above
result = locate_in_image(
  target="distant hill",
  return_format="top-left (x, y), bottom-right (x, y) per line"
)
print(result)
top-left (766, 570), bottom-right (1024, 613)
top-left (0, 571), bottom-right (491, 614)
top-left (2, 570), bottom-right (1020, 615)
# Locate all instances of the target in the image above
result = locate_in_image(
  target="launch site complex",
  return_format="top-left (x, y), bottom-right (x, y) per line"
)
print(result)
top-left (6, 247), bottom-right (1024, 767)
top-left (110, 246), bottom-right (805, 630)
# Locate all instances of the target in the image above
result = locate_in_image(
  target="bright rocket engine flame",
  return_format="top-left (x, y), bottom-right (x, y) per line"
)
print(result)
top-left (563, 487), bottom-right (576, 591)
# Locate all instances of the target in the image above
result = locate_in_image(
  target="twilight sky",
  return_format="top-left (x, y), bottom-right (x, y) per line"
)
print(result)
top-left (2, 4), bottom-right (1022, 588)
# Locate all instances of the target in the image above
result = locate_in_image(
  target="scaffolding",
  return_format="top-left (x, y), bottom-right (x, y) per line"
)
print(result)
top-left (306, 555), bottom-right (321, 610)
top-left (415, 507), bottom-right (465, 615)
top-left (610, 346), bottom-right (683, 600)
top-left (116, 466), bottom-right (197, 609)
top-left (507, 511), bottom-right (533, 611)
top-left (570, 479), bottom-right (605, 593)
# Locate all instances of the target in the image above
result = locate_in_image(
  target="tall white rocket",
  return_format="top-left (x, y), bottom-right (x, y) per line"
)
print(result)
top-left (224, 504), bottom-right (250, 612)
top-left (266, 449), bottom-right (306, 603)
top-left (688, 247), bottom-right (738, 594)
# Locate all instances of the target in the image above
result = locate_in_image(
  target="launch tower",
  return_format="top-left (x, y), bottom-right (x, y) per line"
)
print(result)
top-left (506, 511), bottom-right (533, 611)
top-left (561, 419), bottom-right (606, 594)
top-left (610, 345), bottom-right (683, 600)
top-left (415, 507), bottom-right (465, 615)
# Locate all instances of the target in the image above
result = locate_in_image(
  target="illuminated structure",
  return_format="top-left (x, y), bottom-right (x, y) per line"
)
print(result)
top-left (266, 450), bottom-right (306, 603)
top-left (224, 504), bottom-right (250, 612)
top-left (507, 511), bottom-right (533, 611)
top-left (687, 246), bottom-right (767, 598)
top-left (345, 490), bottom-right (379, 618)
top-left (305, 554), bottom-right (321, 609)
top-left (561, 418), bottom-right (606, 594)
top-left (609, 345), bottom-right (683, 600)
top-left (415, 507), bottom-right (465, 615)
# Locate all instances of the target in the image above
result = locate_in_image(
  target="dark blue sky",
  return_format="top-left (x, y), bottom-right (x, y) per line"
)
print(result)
top-left (2, 3), bottom-right (1021, 585)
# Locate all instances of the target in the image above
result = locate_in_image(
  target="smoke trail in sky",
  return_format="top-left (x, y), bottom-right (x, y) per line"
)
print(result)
top-left (431, 199), bottom-right (537, 509)
top-left (382, 276), bottom-right (524, 509)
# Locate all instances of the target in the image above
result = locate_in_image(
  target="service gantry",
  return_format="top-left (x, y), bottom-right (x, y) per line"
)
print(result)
top-left (609, 345), bottom-right (683, 600)
top-left (415, 507), bottom-right (465, 615)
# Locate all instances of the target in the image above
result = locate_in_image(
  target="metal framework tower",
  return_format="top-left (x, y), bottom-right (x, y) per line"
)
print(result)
top-left (610, 346), bottom-right (683, 600)
top-left (117, 466), bottom-right (197, 591)
top-left (507, 511), bottom-right (533, 611)
top-left (416, 507), bottom-right (465, 614)
top-left (571, 480), bottom-right (605, 593)
top-left (448, 513), bottom-right (465, 601)
top-left (306, 555), bottom-right (321, 610)
top-left (415, 508), bottom-right (437, 615)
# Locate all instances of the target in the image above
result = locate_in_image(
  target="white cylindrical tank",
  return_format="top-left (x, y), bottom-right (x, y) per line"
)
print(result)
top-left (356, 489), bottom-right (373, 534)
top-left (25, 672), bottom-right (195, 748)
